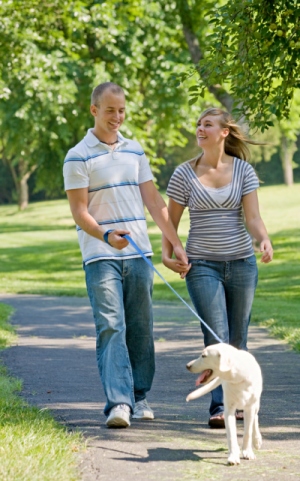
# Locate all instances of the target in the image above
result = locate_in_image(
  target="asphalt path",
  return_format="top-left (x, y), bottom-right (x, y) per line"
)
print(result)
top-left (0, 293), bottom-right (300, 481)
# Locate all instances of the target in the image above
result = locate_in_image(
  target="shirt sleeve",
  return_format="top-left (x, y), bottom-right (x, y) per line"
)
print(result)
top-left (63, 150), bottom-right (89, 190)
top-left (138, 152), bottom-right (154, 184)
top-left (166, 167), bottom-right (189, 206)
top-left (242, 163), bottom-right (260, 196)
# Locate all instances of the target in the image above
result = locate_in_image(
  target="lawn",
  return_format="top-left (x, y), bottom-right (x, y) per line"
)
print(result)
top-left (0, 184), bottom-right (299, 350)
top-left (0, 303), bottom-right (84, 481)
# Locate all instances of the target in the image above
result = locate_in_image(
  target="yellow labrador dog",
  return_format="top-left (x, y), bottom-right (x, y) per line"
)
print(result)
top-left (186, 343), bottom-right (262, 465)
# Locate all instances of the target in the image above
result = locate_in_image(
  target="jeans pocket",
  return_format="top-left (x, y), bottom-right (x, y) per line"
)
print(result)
top-left (244, 255), bottom-right (257, 266)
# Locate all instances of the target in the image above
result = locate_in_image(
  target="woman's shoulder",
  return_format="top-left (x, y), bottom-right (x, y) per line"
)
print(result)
top-left (174, 156), bottom-right (199, 173)
top-left (234, 157), bottom-right (256, 173)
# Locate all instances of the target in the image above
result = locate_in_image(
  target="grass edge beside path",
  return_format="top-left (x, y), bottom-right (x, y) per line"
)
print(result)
top-left (0, 185), bottom-right (299, 352)
top-left (0, 303), bottom-right (85, 481)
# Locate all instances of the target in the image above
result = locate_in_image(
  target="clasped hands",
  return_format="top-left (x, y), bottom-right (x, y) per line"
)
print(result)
top-left (163, 245), bottom-right (191, 279)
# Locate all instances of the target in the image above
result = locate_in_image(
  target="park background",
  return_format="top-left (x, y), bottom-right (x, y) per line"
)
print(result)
top-left (0, 0), bottom-right (299, 348)
top-left (1, 1), bottom-right (300, 208)
top-left (0, 1), bottom-right (300, 480)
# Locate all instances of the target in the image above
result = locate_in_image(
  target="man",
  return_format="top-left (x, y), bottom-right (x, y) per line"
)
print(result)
top-left (63, 82), bottom-right (189, 428)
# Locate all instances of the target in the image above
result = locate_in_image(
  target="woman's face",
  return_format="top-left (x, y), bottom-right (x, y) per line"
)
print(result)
top-left (196, 115), bottom-right (229, 148)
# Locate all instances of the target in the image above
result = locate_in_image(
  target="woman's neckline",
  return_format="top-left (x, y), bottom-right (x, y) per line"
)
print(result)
top-left (187, 156), bottom-right (236, 190)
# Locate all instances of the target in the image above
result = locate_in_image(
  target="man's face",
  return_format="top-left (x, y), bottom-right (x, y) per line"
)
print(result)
top-left (90, 90), bottom-right (125, 136)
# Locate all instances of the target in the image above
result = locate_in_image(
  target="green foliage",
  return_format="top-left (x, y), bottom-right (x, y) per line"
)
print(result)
top-left (1, 0), bottom-right (299, 203)
top-left (188, 0), bottom-right (300, 129)
top-left (0, 0), bottom-right (200, 201)
top-left (0, 303), bottom-right (15, 350)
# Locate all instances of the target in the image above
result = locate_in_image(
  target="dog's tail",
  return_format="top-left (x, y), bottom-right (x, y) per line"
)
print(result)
top-left (186, 377), bottom-right (222, 402)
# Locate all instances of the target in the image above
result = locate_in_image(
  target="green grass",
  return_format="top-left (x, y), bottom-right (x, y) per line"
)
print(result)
top-left (0, 184), bottom-right (299, 350)
top-left (250, 185), bottom-right (300, 351)
top-left (0, 303), bottom-right (84, 481)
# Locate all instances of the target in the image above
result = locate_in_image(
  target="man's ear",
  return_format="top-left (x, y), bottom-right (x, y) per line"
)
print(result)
top-left (218, 352), bottom-right (233, 372)
top-left (90, 104), bottom-right (97, 117)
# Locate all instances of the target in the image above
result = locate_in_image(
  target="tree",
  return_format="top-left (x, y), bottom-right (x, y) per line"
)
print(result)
top-left (0, 1), bottom-right (93, 208)
top-left (174, 0), bottom-right (234, 112)
top-left (2, 0), bottom-right (298, 208)
top-left (185, 0), bottom-right (300, 129)
top-left (0, 0), bottom-right (201, 208)
top-left (277, 91), bottom-right (300, 185)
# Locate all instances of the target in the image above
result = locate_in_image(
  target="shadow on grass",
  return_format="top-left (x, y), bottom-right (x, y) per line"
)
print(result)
top-left (1, 224), bottom-right (75, 233)
top-left (0, 242), bottom-right (82, 273)
top-left (0, 296), bottom-right (299, 445)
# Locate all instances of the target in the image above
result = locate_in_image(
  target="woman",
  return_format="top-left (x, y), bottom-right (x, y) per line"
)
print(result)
top-left (162, 108), bottom-right (273, 428)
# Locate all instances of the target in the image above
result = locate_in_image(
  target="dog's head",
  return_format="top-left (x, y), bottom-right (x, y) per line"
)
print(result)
top-left (186, 343), bottom-right (236, 384)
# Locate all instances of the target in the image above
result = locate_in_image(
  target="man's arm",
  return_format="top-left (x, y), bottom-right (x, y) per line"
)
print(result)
top-left (139, 180), bottom-right (189, 269)
top-left (66, 187), bottom-right (130, 250)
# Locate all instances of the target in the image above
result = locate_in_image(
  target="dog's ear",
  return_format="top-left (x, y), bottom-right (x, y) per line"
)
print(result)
top-left (218, 352), bottom-right (233, 372)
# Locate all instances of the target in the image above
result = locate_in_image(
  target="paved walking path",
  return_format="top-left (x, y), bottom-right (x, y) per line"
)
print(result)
top-left (0, 293), bottom-right (300, 481)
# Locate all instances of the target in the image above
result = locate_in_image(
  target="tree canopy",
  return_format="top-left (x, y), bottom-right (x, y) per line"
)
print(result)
top-left (0, 0), bottom-right (202, 207)
top-left (185, 0), bottom-right (300, 130)
top-left (0, 0), bottom-right (299, 207)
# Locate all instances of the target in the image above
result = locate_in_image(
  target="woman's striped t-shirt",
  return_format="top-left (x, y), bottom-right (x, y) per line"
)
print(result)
top-left (166, 158), bottom-right (260, 261)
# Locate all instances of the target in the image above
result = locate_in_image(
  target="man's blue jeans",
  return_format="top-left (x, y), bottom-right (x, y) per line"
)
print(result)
top-left (84, 258), bottom-right (155, 416)
top-left (186, 255), bottom-right (258, 416)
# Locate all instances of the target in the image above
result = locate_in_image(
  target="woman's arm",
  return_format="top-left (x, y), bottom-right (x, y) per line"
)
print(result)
top-left (243, 190), bottom-right (273, 263)
top-left (162, 198), bottom-right (191, 277)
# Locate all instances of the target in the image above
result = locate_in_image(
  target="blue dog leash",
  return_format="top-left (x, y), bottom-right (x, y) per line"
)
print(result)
top-left (123, 234), bottom-right (223, 344)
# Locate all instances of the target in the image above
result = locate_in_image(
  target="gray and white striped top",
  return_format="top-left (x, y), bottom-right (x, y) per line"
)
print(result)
top-left (166, 158), bottom-right (259, 261)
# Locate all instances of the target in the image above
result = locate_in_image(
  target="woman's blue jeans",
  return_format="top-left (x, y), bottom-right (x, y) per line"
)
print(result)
top-left (186, 255), bottom-right (258, 416)
top-left (84, 258), bottom-right (155, 416)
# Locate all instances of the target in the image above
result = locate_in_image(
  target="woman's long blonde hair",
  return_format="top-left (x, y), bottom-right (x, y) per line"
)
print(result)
top-left (198, 108), bottom-right (259, 161)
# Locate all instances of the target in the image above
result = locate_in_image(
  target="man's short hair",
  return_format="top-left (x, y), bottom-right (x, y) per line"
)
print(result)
top-left (91, 82), bottom-right (124, 106)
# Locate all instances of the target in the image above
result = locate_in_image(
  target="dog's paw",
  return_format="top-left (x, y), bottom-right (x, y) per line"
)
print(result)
top-left (253, 433), bottom-right (262, 450)
top-left (242, 448), bottom-right (256, 460)
top-left (227, 452), bottom-right (240, 465)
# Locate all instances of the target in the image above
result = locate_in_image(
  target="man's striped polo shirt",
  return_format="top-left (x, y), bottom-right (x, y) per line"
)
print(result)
top-left (63, 129), bottom-right (153, 265)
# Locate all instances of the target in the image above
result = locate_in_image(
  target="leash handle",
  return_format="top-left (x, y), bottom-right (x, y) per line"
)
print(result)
top-left (123, 234), bottom-right (223, 344)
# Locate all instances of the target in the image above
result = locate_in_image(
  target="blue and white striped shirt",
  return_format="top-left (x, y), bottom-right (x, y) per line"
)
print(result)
top-left (63, 129), bottom-right (153, 264)
top-left (166, 158), bottom-right (259, 261)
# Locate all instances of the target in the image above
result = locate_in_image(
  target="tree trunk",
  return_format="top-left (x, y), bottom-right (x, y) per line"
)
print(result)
top-left (175, 0), bottom-right (234, 112)
top-left (18, 174), bottom-right (30, 210)
top-left (280, 135), bottom-right (295, 186)
top-left (3, 154), bottom-right (37, 210)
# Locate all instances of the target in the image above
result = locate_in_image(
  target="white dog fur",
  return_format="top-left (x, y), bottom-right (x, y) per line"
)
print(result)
top-left (186, 343), bottom-right (262, 465)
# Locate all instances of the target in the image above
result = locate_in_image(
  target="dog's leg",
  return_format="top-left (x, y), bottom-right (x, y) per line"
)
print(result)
top-left (242, 407), bottom-right (257, 460)
top-left (225, 408), bottom-right (240, 465)
top-left (186, 377), bottom-right (221, 402)
top-left (252, 410), bottom-right (262, 450)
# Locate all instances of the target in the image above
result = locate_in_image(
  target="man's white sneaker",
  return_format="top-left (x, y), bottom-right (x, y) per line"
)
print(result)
top-left (106, 404), bottom-right (131, 428)
top-left (132, 399), bottom-right (154, 420)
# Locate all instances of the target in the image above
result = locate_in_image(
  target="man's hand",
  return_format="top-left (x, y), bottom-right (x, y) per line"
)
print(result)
top-left (163, 245), bottom-right (191, 279)
top-left (105, 230), bottom-right (131, 250)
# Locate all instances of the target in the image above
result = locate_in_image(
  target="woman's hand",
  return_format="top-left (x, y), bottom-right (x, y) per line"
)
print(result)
top-left (162, 256), bottom-right (191, 278)
top-left (259, 239), bottom-right (273, 263)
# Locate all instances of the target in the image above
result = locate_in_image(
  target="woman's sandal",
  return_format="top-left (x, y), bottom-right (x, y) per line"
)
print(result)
top-left (209, 410), bottom-right (243, 428)
top-left (208, 413), bottom-right (225, 429)
top-left (235, 410), bottom-right (244, 421)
